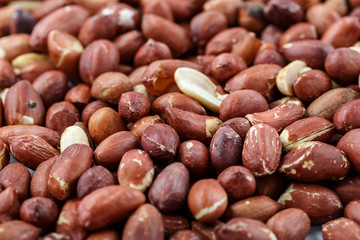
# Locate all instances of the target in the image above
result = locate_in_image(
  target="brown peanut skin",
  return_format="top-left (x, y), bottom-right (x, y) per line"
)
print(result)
top-left (279, 22), bottom-right (317, 47)
top-left (131, 115), bottom-right (165, 139)
top-left (79, 39), bottom-right (119, 84)
top-left (151, 92), bottom-right (206, 120)
top-left (278, 141), bottom-right (350, 182)
top-left (267, 208), bottom-right (311, 240)
top-left (165, 107), bottom-right (222, 145)
top-left (0, 59), bottom-right (16, 90)
top-left (281, 39), bottom-right (334, 69)
top-left (190, 10), bottom-right (228, 48)
top-left (77, 166), bottom-right (116, 199)
top-left (5, 80), bottom-right (45, 126)
top-left (45, 101), bottom-right (80, 134)
top-left (134, 39), bottom-right (173, 67)
top-left (261, 25), bottom-right (283, 48)
top-left (217, 166), bottom-right (256, 202)
top-left (78, 15), bottom-right (117, 47)
top-left (203, 0), bottom-right (241, 26)
top-left (0, 34), bottom-right (32, 62)
top-left (91, 72), bottom-right (132, 105)
top-left (56, 199), bottom-right (88, 240)
top-left (242, 123), bottom-right (282, 177)
top-left (118, 149), bottom-right (154, 192)
top-left (278, 183), bottom-right (343, 224)
top-left (321, 16), bottom-right (360, 48)
top-left (140, 0), bottom-right (174, 21)
top-left (114, 30), bottom-right (145, 65)
top-left (178, 140), bottom-right (210, 180)
top-left (122, 204), bottom-right (164, 240)
top-left (118, 91), bottom-right (150, 122)
top-left (216, 217), bottom-right (277, 240)
top-left (32, 70), bottom-right (68, 109)
top-left (255, 173), bottom-right (287, 200)
top-left (163, 215), bottom-right (190, 237)
top-left (30, 5), bottom-right (90, 52)
top-left (141, 123), bottom-right (180, 163)
top-left (43, 232), bottom-right (71, 240)
top-left (81, 100), bottom-right (109, 126)
top-left (48, 144), bottom-right (93, 200)
top-left (293, 70), bottom-right (331, 102)
top-left (97, 3), bottom-right (139, 33)
top-left (337, 129), bottom-right (360, 173)
top-left (334, 176), bottom-right (360, 205)
top-left (149, 162), bottom-right (189, 213)
top-left (163, 0), bottom-right (206, 22)
top-left (325, 48), bottom-right (360, 85)
top-left (333, 99), bottom-right (360, 134)
top-left (253, 49), bottom-right (287, 67)
top-left (78, 185), bottom-right (146, 231)
top-left (231, 32), bottom-right (262, 66)
top-left (0, 125), bottom-right (60, 149)
top-left (94, 131), bottom-right (140, 170)
top-left (306, 88), bottom-right (359, 121)
top-left (9, 134), bottom-right (59, 170)
top-left (280, 117), bottom-right (334, 152)
top-left (188, 179), bottom-right (228, 223)
top-left (47, 30), bottom-right (83, 77)
top-left (0, 220), bottom-right (41, 240)
top-left (0, 138), bottom-right (9, 171)
top-left (238, 2), bottom-right (267, 34)
top-left (142, 59), bottom-right (203, 96)
top-left (142, 14), bottom-right (191, 57)
top-left (0, 162), bottom-right (30, 202)
top-left (205, 28), bottom-right (248, 56)
top-left (246, 103), bottom-right (306, 132)
top-left (19, 62), bottom-right (55, 84)
top-left (30, 156), bottom-right (57, 199)
top-left (169, 230), bottom-right (202, 240)
top-left (20, 197), bottom-right (59, 230)
top-left (264, 0), bottom-right (303, 29)
top-left (211, 53), bottom-right (247, 84)
top-left (225, 64), bottom-right (282, 101)
top-left (191, 220), bottom-right (223, 240)
top-left (64, 84), bottom-right (92, 110)
top-left (88, 107), bottom-right (127, 145)
top-left (224, 195), bottom-right (284, 222)
top-left (219, 89), bottom-right (269, 121)
top-left (210, 126), bottom-right (242, 174)
top-left (322, 218), bottom-right (360, 240)
top-left (221, 117), bottom-right (251, 140)
top-left (0, 187), bottom-right (20, 224)
top-left (345, 200), bottom-right (360, 225)
top-left (32, 0), bottom-right (72, 21)
top-left (86, 230), bottom-right (121, 240)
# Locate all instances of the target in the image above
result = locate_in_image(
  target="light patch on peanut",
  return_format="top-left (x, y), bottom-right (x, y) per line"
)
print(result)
top-left (57, 212), bottom-right (70, 226)
top-left (278, 184), bottom-right (294, 205)
top-left (131, 158), bottom-right (143, 166)
top-left (19, 115), bottom-right (35, 125)
top-left (118, 9), bottom-right (135, 27)
top-left (60, 126), bottom-right (90, 152)
top-left (302, 160), bottom-right (314, 170)
top-left (259, 227), bottom-right (278, 240)
top-left (205, 118), bottom-right (222, 138)
top-left (186, 141), bottom-right (194, 150)
top-left (129, 168), bottom-right (154, 192)
top-left (195, 196), bottom-right (227, 220)
top-left (0, 48), bottom-right (5, 59)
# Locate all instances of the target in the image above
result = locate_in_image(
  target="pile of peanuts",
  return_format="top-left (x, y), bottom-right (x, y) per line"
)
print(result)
top-left (0, 0), bottom-right (359, 239)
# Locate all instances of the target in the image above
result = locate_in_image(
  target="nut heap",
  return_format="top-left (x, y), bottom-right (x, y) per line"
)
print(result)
top-left (0, 0), bottom-right (360, 239)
